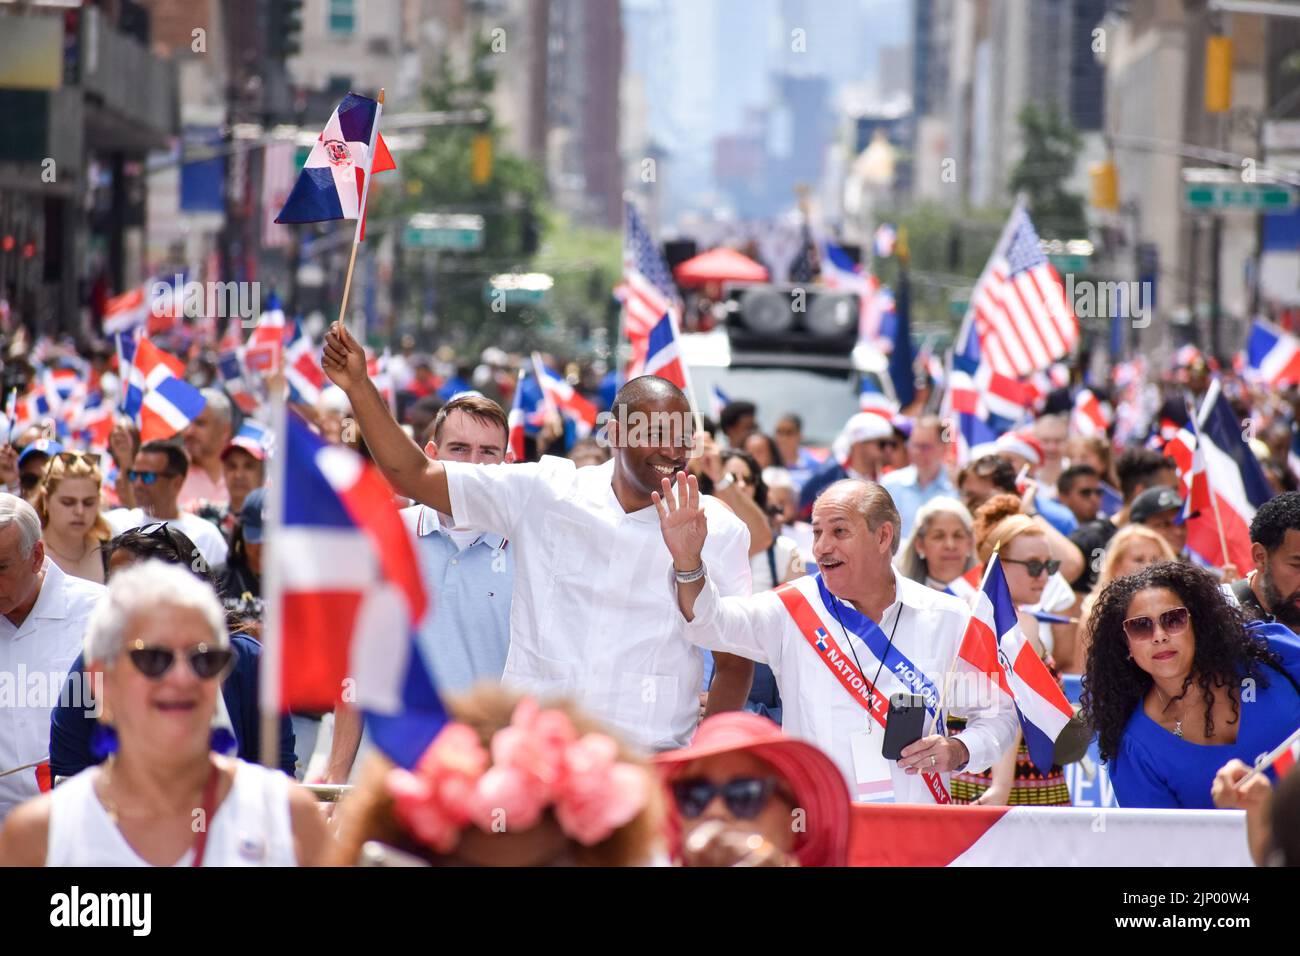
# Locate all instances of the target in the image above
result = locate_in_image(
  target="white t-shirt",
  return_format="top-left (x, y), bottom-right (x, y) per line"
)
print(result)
top-left (104, 509), bottom-right (229, 568)
top-left (749, 535), bottom-right (803, 592)
top-left (444, 456), bottom-right (752, 751)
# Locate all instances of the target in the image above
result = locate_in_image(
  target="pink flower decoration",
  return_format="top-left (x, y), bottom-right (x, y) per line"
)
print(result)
top-left (388, 768), bottom-right (462, 854)
top-left (470, 765), bottom-right (546, 833)
top-left (490, 697), bottom-right (577, 800)
top-left (553, 733), bottom-right (650, 846)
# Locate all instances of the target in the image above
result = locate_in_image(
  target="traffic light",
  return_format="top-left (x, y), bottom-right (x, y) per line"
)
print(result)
top-left (1205, 35), bottom-right (1232, 113)
top-left (471, 132), bottom-right (493, 184)
top-left (268, 0), bottom-right (303, 60)
top-left (1090, 159), bottom-right (1119, 211)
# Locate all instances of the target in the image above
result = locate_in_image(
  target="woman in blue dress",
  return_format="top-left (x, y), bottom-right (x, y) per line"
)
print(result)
top-left (1080, 561), bottom-right (1300, 809)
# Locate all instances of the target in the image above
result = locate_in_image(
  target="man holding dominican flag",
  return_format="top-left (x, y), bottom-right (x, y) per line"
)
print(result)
top-left (653, 475), bottom-right (1017, 803)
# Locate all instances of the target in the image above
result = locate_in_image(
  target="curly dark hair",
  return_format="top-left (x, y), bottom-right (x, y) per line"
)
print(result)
top-left (1250, 490), bottom-right (1300, 551)
top-left (1080, 561), bottom-right (1285, 762)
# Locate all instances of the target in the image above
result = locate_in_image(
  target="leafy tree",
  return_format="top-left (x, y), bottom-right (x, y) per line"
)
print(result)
top-left (1008, 103), bottom-right (1087, 239)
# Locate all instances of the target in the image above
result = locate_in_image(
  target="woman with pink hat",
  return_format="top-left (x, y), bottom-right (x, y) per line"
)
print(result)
top-left (654, 711), bottom-right (851, 867)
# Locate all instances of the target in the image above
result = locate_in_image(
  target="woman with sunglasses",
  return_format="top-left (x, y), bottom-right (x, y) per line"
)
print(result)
top-left (34, 450), bottom-right (112, 584)
top-left (947, 495), bottom-right (1073, 806)
top-left (0, 560), bottom-right (327, 866)
top-left (1080, 561), bottom-right (1300, 809)
top-left (653, 711), bottom-right (850, 867)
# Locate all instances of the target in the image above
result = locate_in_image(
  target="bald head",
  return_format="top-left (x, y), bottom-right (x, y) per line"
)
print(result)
top-left (612, 375), bottom-right (690, 417)
top-left (815, 479), bottom-right (902, 555)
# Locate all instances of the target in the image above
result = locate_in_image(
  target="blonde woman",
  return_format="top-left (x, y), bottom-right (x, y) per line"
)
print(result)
top-left (896, 496), bottom-right (978, 594)
top-left (1079, 524), bottom-right (1178, 642)
top-left (34, 450), bottom-right (112, 584)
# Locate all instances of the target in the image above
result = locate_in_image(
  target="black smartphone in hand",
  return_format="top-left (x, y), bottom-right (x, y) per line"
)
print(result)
top-left (882, 693), bottom-right (927, 760)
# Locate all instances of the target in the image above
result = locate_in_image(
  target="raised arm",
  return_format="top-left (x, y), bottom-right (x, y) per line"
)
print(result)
top-left (322, 322), bottom-right (450, 512)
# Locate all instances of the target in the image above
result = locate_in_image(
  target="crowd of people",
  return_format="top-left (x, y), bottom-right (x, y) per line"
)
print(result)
top-left (0, 318), bottom-right (1295, 868)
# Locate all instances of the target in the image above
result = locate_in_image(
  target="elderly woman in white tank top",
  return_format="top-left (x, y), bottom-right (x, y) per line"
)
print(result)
top-left (0, 561), bottom-right (327, 867)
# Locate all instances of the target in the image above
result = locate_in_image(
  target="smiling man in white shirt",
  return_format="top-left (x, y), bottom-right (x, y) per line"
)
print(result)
top-left (0, 494), bottom-right (105, 821)
top-left (322, 324), bottom-right (755, 752)
top-left (654, 475), bottom-right (1017, 803)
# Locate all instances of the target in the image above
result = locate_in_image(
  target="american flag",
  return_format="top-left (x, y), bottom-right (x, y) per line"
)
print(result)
top-left (621, 200), bottom-right (678, 342)
top-left (964, 205), bottom-right (1078, 379)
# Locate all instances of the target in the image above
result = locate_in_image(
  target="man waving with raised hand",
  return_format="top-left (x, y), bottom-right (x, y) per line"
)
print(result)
top-left (321, 322), bottom-right (755, 751)
top-left (653, 471), bottom-right (1017, 803)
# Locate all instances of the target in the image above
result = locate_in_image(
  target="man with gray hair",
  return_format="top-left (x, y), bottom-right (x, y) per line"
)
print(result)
top-left (179, 389), bottom-right (232, 510)
top-left (0, 493), bottom-right (105, 821)
top-left (654, 475), bottom-right (1017, 804)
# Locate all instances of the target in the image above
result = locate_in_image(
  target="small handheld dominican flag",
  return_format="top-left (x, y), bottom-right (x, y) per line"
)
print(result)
top-left (275, 92), bottom-right (396, 241)
top-left (266, 411), bottom-right (444, 769)
top-left (955, 555), bottom-right (1074, 773)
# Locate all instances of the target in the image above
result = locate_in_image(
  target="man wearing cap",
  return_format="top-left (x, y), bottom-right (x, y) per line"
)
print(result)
top-left (15, 440), bottom-right (64, 503)
top-left (654, 474), bottom-right (1017, 803)
top-left (216, 429), bottom-right (267, 541)
top-left (880, 416), bottom-right (956, 540)
top-left (797, 412), bottom-right (896, 516)
top-left (993, 431), bottom-right (1078, 536)
top-left (179, 389), bottom-right (233, 511)
top-left (1129, 485), bottom-right (1189, 561)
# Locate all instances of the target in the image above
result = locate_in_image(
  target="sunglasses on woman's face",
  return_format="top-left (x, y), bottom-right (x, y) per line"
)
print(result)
top-left (1001, 557), bottom-right (1061, 578)
top-left (1122, 606), bottom-right (1190, 641)
top-left (126, 640), bottom-right (234, 681)
top-left (671, 776), bottom-right (786, 820)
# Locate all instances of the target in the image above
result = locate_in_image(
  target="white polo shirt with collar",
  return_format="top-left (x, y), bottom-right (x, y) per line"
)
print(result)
top-left (0, 559), bottom-right (106, 820)
top-left (443, 455), bottom-right (752, 752)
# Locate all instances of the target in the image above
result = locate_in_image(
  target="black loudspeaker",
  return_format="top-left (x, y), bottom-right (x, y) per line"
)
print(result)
top-left (723, 284), bottom-right (859, 355)
top-left (662, 239), bottom-right (698, 271)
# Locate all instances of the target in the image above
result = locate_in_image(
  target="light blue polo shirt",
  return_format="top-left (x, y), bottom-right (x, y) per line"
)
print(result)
top-left (400, 505), bottom-right (514, 694)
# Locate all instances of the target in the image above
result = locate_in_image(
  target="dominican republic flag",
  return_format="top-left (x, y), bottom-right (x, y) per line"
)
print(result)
top-left (217, 319), bottom-right (259, 415)
top-left (819, 239), bottom-right (883, 343)
top-left (1166, 378), bottom-right (1273, 572)
top-left (956, 556), bottom-right (1074, 773)
top-left (267, 412), bottom-right (443, 768)
top-left (1071, 388), bottom-right (1111, 437)
top-left (71, 390), bottom-right (114, 451)
top-left (113, 328), bottom-right (144, 417)
top-left (244, 299), bottom-right (287, 374)
top-left (532, 353), bottom-right (598, 437)
top-left (275, 92), bottom-right (396, 241)
top-left (1246, 319), bottom-right (1300, 387)
top-left (642, 313), bottom-right (687, 390)
top-left (947, 322), bottom-right (1025, 464)
top-left (284, 321), bottom-right (327, 407)
top-left (14, 385), bottom-right (54, 432)
top-left (858, 378), bottom-right (898, 419)
top-left (102, 286), bottom-right (149, 335)
top-left (132, 338), bottom-right (207, 444)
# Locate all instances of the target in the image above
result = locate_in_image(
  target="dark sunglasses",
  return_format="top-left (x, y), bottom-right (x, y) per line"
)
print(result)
top-left (1001, 557), bottom-right (1061, 578)
top-left (1122, 606), bottom-right (1190, 641)
top-left (126, 640), bottom-right (234, 681)
top-left (671, 776), bottom-right (787, 820)
top-left (1076, 487), bottom-right (1102, 498)
top-left (53, 450), bottom-right (101, 468)
top-left (128, 469), bottom-right (177, 485)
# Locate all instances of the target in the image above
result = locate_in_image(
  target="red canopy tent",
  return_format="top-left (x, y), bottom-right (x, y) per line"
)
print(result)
top-left (672, 247), bottom-right (769, 287)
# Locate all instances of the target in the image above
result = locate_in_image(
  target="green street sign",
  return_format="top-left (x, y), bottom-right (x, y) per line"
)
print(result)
top-left (403, 213), bottom-right (485, 251)
top-left (1183, 183), bottom-right (1296, 211)
top-left (1048, 253), bottom-right (1090, 274)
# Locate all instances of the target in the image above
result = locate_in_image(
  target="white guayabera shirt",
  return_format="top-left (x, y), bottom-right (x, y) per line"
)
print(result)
top-left (443, 456), bottom-right (752, 751)
top-left (0, 560), bottom-right (105, 821)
